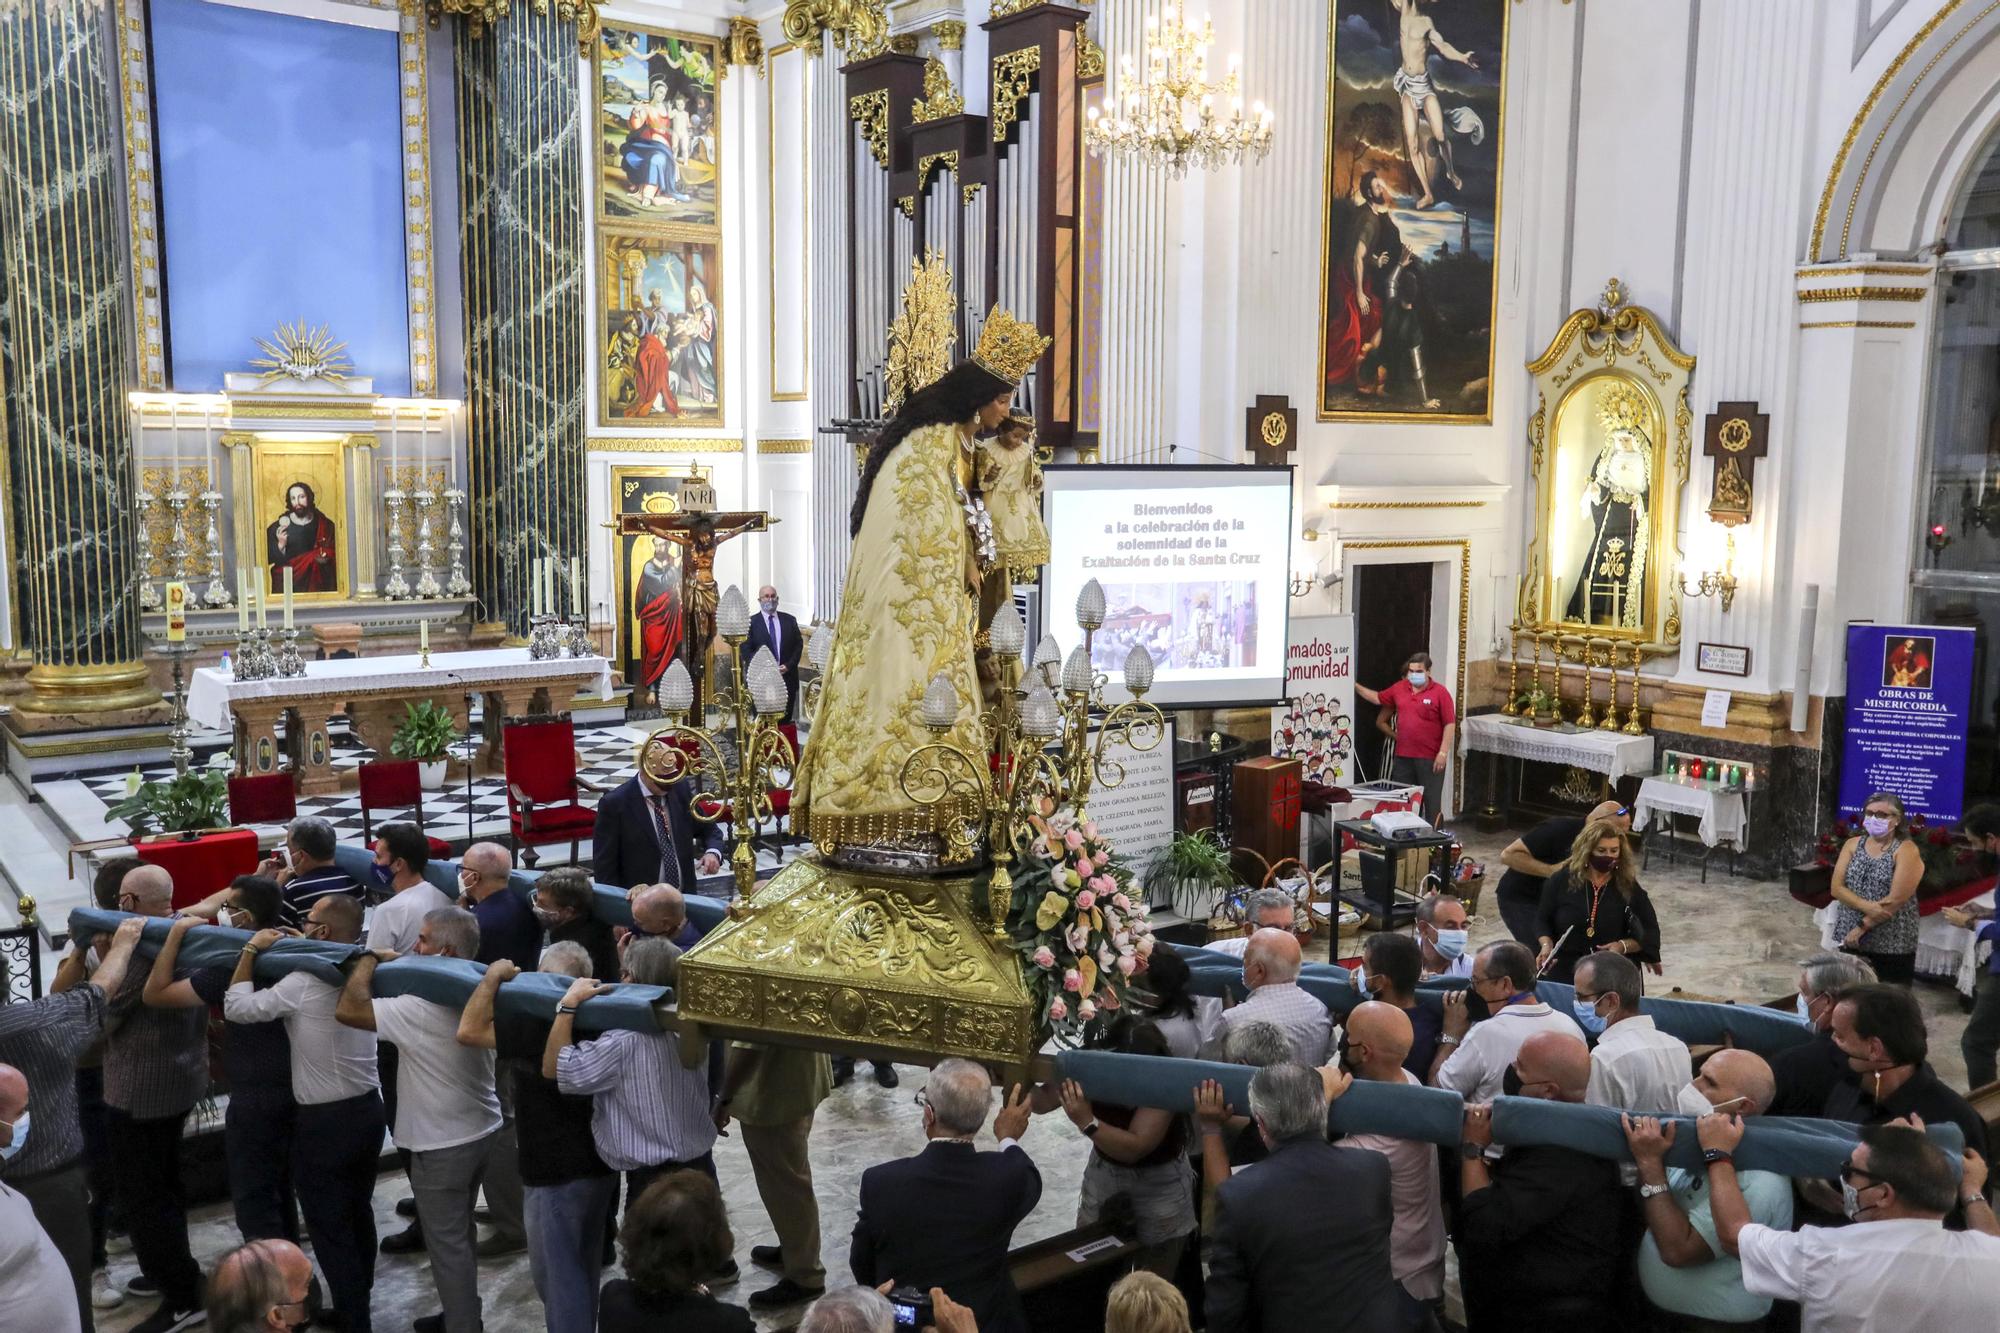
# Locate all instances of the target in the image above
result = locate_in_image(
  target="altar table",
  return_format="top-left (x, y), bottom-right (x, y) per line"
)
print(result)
top-left (1460, 713), bottom-right (1657, 780)
top-left (188, 649), bottom-right (613, 794)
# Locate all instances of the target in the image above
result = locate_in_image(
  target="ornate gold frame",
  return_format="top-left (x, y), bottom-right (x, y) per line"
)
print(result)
top-left (1520, 280), bottom-right (1694, 660)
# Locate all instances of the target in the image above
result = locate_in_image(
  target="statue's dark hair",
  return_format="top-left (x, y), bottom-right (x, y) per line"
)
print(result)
top-left (850, 360), bottom-right (1013, 538)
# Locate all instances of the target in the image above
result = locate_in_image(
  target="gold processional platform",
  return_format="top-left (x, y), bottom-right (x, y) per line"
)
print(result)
top-left (675, 856), bottom-right (1041, 1073)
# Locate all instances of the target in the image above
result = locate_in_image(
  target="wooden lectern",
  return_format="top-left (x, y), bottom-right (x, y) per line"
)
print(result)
top-left (616, 509), bottom-right (771, 710)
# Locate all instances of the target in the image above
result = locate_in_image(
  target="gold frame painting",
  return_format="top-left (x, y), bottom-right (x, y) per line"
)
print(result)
top-left (248, 436), bottom-right (351, 602)
top-left (1520, 280), bottom-right (1694, 658)
top-left (593, 23), bottom-right (723, 230)
top-left (610, 466), bottom-right (696, 693)
top-left (599, 230), bottom-right (724, 427)
top-left (1315, 0), bottom-right (1509, 423)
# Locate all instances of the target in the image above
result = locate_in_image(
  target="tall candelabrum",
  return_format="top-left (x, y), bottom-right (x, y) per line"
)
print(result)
top-left (166, 486), bottom-right (193, 587)
top-left (443, 488), bottom-right (472, 597)
top-left (636, 586), bottom-right (798, 911)
top-left (412, 486), bottom-right (443, 599)
top-left (137, 489), bottom-right (163, 611)
top-left (199, 490), bottom-right (233, 607)
top-left (382, 488), bottom-right (411, 599)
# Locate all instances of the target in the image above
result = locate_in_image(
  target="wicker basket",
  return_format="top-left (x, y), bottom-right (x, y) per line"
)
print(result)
top-left (1450, 875), bottom-right (1486, 917)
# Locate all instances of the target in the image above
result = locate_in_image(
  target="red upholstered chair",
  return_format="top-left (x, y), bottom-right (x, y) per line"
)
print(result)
top-left (357, 760), bottom-right (453, 859)
top-left (501, 718), bottom-right (601, 867)
top-left (228, 773), bottom-right (297, 827)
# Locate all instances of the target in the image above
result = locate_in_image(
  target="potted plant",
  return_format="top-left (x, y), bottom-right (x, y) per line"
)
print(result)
top-left (105, 769), bottom-right (230, 840)
top-left (1142, 829), bottom-right (1238, 921)
top-left (1512, 687), bottom-right (1559, 725)
top-left (390, 700), bottom-right (459, 790)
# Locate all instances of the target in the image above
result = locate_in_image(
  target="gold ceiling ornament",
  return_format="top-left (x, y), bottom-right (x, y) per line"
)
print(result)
top-left (971, 304), bottom-right (1052, 386)
top-left (849, 89), bottom-right (890, 168)
top-left (992, 46), bottom-right (1041, 143)
top-left (911, 57), bottom-right (964, 122)
top-left (249, 321), bottom-right (354, 386)
top-left (782, 0), bottom-right (886, 55)
top-left (1083, 0), bottom-right (1271, 176)
top-left (721, 16), bottom-right (764, 77)
top-left (884, 249), bottom-right (957, 413)
top-left (424, 0), bottom-right (599, 54)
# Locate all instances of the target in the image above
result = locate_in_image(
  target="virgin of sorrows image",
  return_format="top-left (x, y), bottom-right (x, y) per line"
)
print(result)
top-left (793, 348), bottom-right (1032, 855)
top-left (267, 481), bottom-right (336, 593)
top-left (634, 535), bottom-right (683, 697)
top-left (1564, 423), bottom-right (1652, 629)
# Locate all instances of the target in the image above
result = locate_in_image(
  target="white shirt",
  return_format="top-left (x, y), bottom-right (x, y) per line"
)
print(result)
top-left (1435, 1001), bottom-right (1585, 1103)
top-left (372, 995), bottom-right (502, 1152)
top-left (0, 1180), bottom-right (80, 1333)
top-left (1334, 1069), bottom-right (1445, 1301)
top-left (1205, 980), bottom-right (1333, 1065)
top-left (1152, 1000), bottom-right (1224, 1061)
top-left (1204, 936), bottom-right (1251, 959)
top-left (225, 973), bottom-right (379, 1106)
top-left (1585, 1015), bottom-right (1694, 1114)
top-left (1422, 952), bottom-right (1474, 981)
top-left (366, 881), bottom-right (454, 954)
top-left (1737, 1218), bottom-right (2000, 1333)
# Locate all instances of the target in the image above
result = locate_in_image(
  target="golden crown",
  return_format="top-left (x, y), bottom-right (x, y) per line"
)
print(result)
top-left (971, 306), bottom-right (1052, 386)
top-left (1598, 383), bottom-right (1648, 432)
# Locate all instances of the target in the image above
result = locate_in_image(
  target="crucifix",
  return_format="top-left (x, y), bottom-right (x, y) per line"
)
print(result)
top-left (617, 507), bottom-right (773, 711)
top-left (1702, 401), bottom-right (1769, 527)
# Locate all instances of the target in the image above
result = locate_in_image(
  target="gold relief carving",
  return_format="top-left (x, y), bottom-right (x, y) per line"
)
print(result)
top-left (1328, 500), bottom-right (1488, 511)
top-left (962, 181), bottom-right (983, 205)
top-left (988, 0), bottom-right (1049, 16)
top-left (757, 438), bottom-right (812, 454)
top-left (1795, 285), bottom-right (1928, 303)
top-left (724, 16), bottom-right (765, 73)
top-left (1259, 411), bottom-right (1287, 448)
top-left (1078, 29), bottom-right (1106, 80)
top-left (584, 436), bottom-right (745, 454)
top-left (1717, 417), bottom-right (1752, 452)
top-left (895, 194), bottom-right (916, 218)
top-left (1799, 319), bottom-right (1917, 330)
top-left (1794, 263), bottom-right (1932, 278)
top-left (141, 467), bottom-right (215, 580)
top-left (1713, 456), bottom-right (1751, 511)
top-left (992, 47), bottom-right (1041, 143)
top-left (931, 19), bottom-right (966, 50)
top-left (849, 89), bottom-right (890, 168)
top-left (912, 58), bottom-right (964, 122)
top-left (888, 33), bottom-right (919, 55)
top-left (914, 149), bottom-right (959, 194)
top-left (681, 968), bottom-right (759, 1022)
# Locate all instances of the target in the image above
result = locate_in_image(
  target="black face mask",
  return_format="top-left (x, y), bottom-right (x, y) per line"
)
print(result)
top-left (1462, 987), bottom-right (1492, 1025)
top-left (1335, 1031), bottom-right (1357, 1073)
top-left (1502, 1065), bottom-right (1524, 1098)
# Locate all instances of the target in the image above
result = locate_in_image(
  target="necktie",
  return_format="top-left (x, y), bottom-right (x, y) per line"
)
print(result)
top-left (767, 612), bottom-right (778, 651)
top-left (649, 792), bottom-right (681, 887)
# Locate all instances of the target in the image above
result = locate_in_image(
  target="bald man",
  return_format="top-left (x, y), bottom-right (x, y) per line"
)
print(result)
top-left (1331, 1003), bottom-right (1443, 1306)
top-left (743, 584), bottom-right (801, 720)
top-left (628, 884), bottom-right (700, 950)
top-left (1494, 800), bottom-right (1630, 945)
top-left (0, 1063), bottom-right (81, 1333)
top-left (1203, 928), bottom-right (1331, 1065)
top-left (205, 1238), bottom-right (313, 1333)
top-left (455, 843), bottom-right (539, 971)
top-left (1457, 1030), bottom-right (1624, 1325)
top-left (1621, 1049), bottom-right (1794, 1326)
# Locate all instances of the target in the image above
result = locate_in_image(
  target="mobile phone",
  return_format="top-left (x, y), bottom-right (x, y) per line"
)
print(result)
top-left (887, 1285), bottom-right (932, 1328)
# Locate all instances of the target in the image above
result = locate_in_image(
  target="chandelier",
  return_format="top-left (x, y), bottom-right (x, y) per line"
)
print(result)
top-left (1082, 0), bottom-right (1273, 177)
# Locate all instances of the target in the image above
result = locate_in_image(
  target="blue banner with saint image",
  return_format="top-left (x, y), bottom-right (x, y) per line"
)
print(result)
top-left (1839, 623), bottom-right (1976, 823)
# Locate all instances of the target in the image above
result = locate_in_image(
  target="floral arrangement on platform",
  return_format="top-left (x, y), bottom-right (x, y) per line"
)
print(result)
top-left (1010, 796), bottom-right (1156, 1046)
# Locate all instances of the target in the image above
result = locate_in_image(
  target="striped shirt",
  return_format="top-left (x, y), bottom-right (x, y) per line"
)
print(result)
top-left (279, 863), bottom-right (362, 928)
top-left (556, 1028), bottom-right (715, 1171)
top-left (1205, 980), bottom-right (1334, 1065)
top-left (224, 973), bottom-right (380, 1106)
top-left (103, 959), bottom-right (208, 1119)
top-left (0, 988), bottom-right (106, 1177)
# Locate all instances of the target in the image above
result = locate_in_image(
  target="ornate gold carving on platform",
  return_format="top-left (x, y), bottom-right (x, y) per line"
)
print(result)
top-left (676, 856), bottom-right (1039, 1066)
top-left (885, 250), bottom-right (956, 413)
top-left (849, 89), bottom-right (890, 168)
top-left (1796, 285), bottom-right (1928, 303)
top-left (992, 47), bottom-right (1041, 143)
top-left (251, 322), bottom-right (354, 386)
top-left (1079, 29), bottom-right (1106, 79)
top-left (912, 58), bottom-right (964, 123)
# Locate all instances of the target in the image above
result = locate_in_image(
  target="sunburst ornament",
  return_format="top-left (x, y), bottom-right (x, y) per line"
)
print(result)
top-left (250, 321), bottom-right (354, 385)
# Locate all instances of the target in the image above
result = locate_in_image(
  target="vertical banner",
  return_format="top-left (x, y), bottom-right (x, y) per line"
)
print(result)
top-left (1085, 719), bottom-right (1177, 869)
top-left (1271, 614), bottom-right (1355, 788)
top-left (1840, 623), bottom-right (1975, 823)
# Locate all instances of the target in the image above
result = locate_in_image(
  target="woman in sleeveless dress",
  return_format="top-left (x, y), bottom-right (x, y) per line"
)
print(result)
top-left (1828, 790), bottom-right (1924, 984)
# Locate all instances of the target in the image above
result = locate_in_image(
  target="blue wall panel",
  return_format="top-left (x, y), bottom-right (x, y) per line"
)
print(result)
top-left (153, 0), bottom-right (410, 393)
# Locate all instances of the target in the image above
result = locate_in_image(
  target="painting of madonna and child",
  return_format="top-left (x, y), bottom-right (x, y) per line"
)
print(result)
top-left (1318, 0), bottom-right (1507, 422)
top-left (595, 25), bottom-right (721, 229)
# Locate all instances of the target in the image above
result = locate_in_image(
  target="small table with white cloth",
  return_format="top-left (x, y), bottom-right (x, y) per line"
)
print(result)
top-left (188, 649), bottom-right (613, 794)
top-left (1459, 713), bottom-right (1657, 818)
top-left (1632, 775), bottom-right (1747, 881)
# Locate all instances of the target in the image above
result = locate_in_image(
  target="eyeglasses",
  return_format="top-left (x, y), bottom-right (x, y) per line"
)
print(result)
top-left (1837, 1164), bottom-right (1881, 1187)
top-left (1614, 806), bottom-right (1631, 818)
top-left (913, 1089), bottom-right (931, 1111)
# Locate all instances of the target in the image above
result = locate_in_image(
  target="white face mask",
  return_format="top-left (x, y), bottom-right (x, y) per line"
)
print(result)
top-left (1796, 992), bottom-right (1818, 1026)
top-left (0, 1109), bottom-right (28, 1160)
top-left (1407, 671), bottom-right (1428, 689)
top-left (1841, 1179), bottom-right (1869, 1221)
top-left (760, 598), bottom-right (778, 614)
top-left (216, 907), bottom-right (237, 930)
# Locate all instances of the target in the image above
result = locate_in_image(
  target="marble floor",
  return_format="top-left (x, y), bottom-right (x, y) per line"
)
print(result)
top-left (88, 829), bottom-right (1978, 1333)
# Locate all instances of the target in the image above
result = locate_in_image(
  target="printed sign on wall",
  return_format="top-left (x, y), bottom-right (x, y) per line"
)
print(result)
top-left (1840, 623), bottom-right (1975, 824)
top-left (1271, 614), bottom-right (1355, 788)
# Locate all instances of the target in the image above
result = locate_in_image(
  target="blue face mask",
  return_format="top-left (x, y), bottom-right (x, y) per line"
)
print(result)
top-left (1432, 928), bottom-right (1469, 959)
top-left (370, 862), bottom-right (394, 886)
top-left (0, 1109), bottom-right (28, 1161)
top-left (1572, 996), bottom-right (1608, 1035)
top-left (1796, 992), bottom-right (1818, 1027)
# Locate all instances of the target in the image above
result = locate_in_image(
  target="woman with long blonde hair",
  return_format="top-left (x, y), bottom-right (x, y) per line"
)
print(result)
top-left (1534, 816), bottom-right (1661, 985)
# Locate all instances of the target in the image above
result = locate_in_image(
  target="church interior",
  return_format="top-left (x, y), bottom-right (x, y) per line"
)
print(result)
top-left (4, 0), bottom-right (2000, 1331)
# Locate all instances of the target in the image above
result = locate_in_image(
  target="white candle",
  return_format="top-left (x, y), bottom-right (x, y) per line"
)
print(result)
top-left (447, 403), bottom-right (459, 491)
top-left (203, 399), bottom-right (216, 490)
top-left (531, 559), bottom-right (543, 618)
top-left (166, 399), bottom-right (180, 483)
top-left (389, 405), bottom-right (399, 473)
top-left (570, 557), bottom-right (582, 617)
top-left (237, 574), bottom-right (248, 632)
top-left (256, 577), bottom-right (266, 628)
top-left (547, 560), bottom-right (558, 619)
top-left (283, 566), bottom-right (294, 629)
top-left (421, 618), bottom-right (429, 656)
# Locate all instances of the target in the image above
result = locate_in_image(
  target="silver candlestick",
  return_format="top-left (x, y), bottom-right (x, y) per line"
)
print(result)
top-left (199, 490), bottom-right (233, 607)
top-left (166, 487), bottom-right (193, 585)
top-left (137, 489), bottom-right (163, 611)
top-left (443, 488), bottom-right (472, 597)
top-left (161, 642), bottom-right (197, 775)
top-left (565, 617), bottom-right (593, 657)
top-left (382, 488), bottom-right (411, 600)
top-left (273, 628), bottom-right (306, 678)
top-left (235, 628), bottom-right (276, 682)
top-left (528, 613), bottom-right (563, 661)
top-left (413, 487), bottom-right (443, 599)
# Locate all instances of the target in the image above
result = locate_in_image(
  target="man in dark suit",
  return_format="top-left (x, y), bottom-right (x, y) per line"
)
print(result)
top-left (851, 1060), bottom-right (1038, 1333)
top-left (1206, 1062), bottom-right (1416, 1333)
top-left (742, 585), bottom-right (802, 720)
top-left (591, 755), bottom-right (726, 892)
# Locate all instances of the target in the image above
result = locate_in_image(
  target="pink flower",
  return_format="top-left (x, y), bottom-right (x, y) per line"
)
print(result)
top-left (1074, 856), bottom-right (1094, 877)
top-left (1113, 930), bottom-right (1131, 948)
top-left (1090, 874), bottom-right (1115, 894)
top-left (1063, 828), bottom-right (1085, 852)
top-left (1116, 954), bottom-right (1137, 976)
top-left (1083, 820), bottom-right (1100, 840)
top-left (1078, 999), bottom-right (1098, 1021)
top-left (1032, 946), bottom-right (1055, 969)
top-left (1112, 892), bottom-right (1132, 911)
top-left (1075, 889), bottom-right (1096, 910)
top-left (1063, 968), bottom-right (1083, 993)
top-left (1048, 997), bottom-right (1068, 1021)
top-left (1137, 935), bottom-right (1155, 957)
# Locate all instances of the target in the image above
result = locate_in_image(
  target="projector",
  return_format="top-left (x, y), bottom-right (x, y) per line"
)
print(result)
top-left (1370, 810), bottom-right (1435, 841)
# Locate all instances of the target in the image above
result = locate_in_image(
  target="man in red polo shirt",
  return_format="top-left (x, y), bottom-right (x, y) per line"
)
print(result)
top-left (1357, 650), bottom-right (1455, 822)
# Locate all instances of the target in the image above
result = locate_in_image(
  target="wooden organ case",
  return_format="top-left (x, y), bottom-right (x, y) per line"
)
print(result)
top-left (839, 5), bottom-right (1104, 453)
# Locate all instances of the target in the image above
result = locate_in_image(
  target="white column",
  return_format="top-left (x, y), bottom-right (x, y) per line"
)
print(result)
top-left (808, 37), bottom-right (854, 619)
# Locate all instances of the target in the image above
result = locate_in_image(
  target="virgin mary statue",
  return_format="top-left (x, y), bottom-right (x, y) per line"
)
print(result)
top-left (1564, 384), bottom-right (1653, 630)
top-left (793, 307), bottom-right (1051, 863)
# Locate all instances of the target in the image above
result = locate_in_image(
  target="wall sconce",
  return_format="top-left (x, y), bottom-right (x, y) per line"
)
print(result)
top-left (1289, 525), bottom-right (1322, 599)
top-left (1677, 530), bottom-right (1739, 612)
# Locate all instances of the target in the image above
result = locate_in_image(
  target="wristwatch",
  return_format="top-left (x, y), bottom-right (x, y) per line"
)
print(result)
top-left (1963, 1193), bottom-right (1991, 1209)
top-left (1459, 1141), bottom-right (1485, 1161)
top-left (1438, 1033), bottom-right (1461, 1047)
top-left (555, 1004), bottom-right (579, 1016)
top-left (1081, 1120), bottom-right (1101, 1137)
top-left (1702, 1148), bottom-right (1734, 1166)
top-left (1639, 1181), bottom-right (1672, 1200)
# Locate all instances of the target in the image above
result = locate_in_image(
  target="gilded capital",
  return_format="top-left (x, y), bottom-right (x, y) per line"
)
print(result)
top-left (723, 16), bottom-right (765, 76)
top-left (931, 20), bottom-right (966, 51)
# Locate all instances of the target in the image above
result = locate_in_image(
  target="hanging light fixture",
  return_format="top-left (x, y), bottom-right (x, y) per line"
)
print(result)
top-left (1083, 0), bottom-right (1273, 178)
